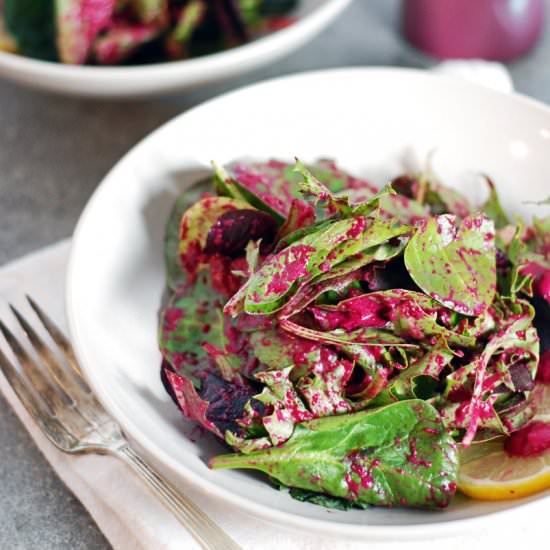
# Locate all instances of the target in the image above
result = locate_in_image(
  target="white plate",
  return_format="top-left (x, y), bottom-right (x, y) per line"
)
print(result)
top-left (67, 68), bottom-right (550, 540)
top-left (0, 0), bottom-right (350, 98)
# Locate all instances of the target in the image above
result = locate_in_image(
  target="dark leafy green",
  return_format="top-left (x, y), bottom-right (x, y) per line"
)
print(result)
top-left (4, 0), bottom-right (57, 60)
top-left (210, 400), bottom-right (458, 509)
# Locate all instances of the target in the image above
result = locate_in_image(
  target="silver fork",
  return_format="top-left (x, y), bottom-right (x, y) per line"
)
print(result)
top-left (0, 296), bottom-right (242, 550)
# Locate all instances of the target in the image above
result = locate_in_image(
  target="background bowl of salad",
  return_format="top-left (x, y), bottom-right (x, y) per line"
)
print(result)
top-left (0, 0), bottom-right (351, 97)
top-left (66, 68), bottom-right (550, 539)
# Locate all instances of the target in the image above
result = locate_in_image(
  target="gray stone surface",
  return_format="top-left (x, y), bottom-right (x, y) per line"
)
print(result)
top-left (0, 1), bottom-right (549, 548)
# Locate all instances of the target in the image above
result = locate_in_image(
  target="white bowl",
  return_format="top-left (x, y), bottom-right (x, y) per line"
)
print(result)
top-left (0, 0), bottom-right (350, 98)
top-left (66, 68), bottom-right (550, 540)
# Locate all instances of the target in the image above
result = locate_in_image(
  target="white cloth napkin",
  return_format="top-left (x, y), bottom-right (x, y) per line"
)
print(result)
top-left (0, 240), bottom-right (547, 550)
top-left (0, 62), bottom-right (543, 550)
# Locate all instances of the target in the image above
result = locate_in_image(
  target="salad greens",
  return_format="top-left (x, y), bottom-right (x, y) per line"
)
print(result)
top-left (0, 0), bottom-right (298, 65)
top-left (211, 400), bottom-right (458, 508)
top-left (158, 157), bottom-right (550, 510)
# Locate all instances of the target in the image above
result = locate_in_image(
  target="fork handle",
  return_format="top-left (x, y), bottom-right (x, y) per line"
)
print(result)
top-left (116, 444), bottom-right (242, 550)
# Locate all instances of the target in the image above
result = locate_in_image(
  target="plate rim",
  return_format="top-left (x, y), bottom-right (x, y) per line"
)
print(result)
top-left (66, 66), bottom-right (550, 539)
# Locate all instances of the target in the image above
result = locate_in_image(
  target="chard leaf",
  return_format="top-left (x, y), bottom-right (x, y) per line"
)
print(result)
top-left (390, 299), bottom-right (476, 348)
top-left (311, 236), bottom-right (408, 285)
top-left (404, 214), bottom-right (496, 316)
top-left (210, 400), bottom-right (459, 509)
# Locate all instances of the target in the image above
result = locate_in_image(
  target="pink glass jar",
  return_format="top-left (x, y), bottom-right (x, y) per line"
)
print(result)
top-left (403, 0), bottom-right (545, 60)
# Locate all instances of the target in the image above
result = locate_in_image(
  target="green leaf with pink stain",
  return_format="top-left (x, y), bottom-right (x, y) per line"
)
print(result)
top-left (159, 275), bottom-right (225, 384)
top-left (210, 399), bottom-right (459, 509)
top-left (404, 214), bottom-right (497, 316)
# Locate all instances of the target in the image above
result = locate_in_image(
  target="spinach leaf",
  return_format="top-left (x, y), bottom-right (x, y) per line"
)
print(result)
top-left (210, 399), bottom-right (458, 509)
top-left (287, 487), bottom-right (369, 511)
top-left (4, 0), bottom-right (57, 60)
top-left (404, 214), bottom-right (496, 316)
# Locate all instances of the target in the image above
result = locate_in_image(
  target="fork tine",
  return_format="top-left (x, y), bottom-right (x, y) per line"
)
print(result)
top-left (0, 345), bottom-right (76, 450)
top-left (26, 295), bottom-right (84, 378)
top-left (9, 304), bottom-right (87, 399)
top-left (21, 299), bottom-right (110, 427)
top-left (0, 318), bottom-right (71, 414)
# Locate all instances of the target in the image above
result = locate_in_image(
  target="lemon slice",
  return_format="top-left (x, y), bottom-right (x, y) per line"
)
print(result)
top-left (458, 384), bottom-right (550, 501)
top-left (458, 438), bottom-right (550, 500)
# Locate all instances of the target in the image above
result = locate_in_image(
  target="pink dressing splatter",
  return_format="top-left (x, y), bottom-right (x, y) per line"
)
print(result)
top-left (537, 351), bottom-right (550, 384)
top-left (264, 245), bottom-right (316, 297)
top-left (407, 438), bottom-right (432, 468)
top-left (505, 421), bottom-right (550, 457)
top-left (58, 0), bottom-right (115, 63)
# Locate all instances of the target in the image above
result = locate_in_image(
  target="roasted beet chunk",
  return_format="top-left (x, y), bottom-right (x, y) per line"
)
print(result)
top-left (198, 370), bottom-right (257, 435)
top-left (205, 209), bottom-right (278, 257)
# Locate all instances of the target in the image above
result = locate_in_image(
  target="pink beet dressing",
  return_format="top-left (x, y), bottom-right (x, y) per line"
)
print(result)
top-left (264, 245), bottom-right (315, 297)
top-left (536, 351), bottom-right (550, 384)
top-left (407, 438), bottom-right (432, 468)
top-left (521, 262), bottom-right (550, 305)
top-left (505, 421), bottom-right (550, 457)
